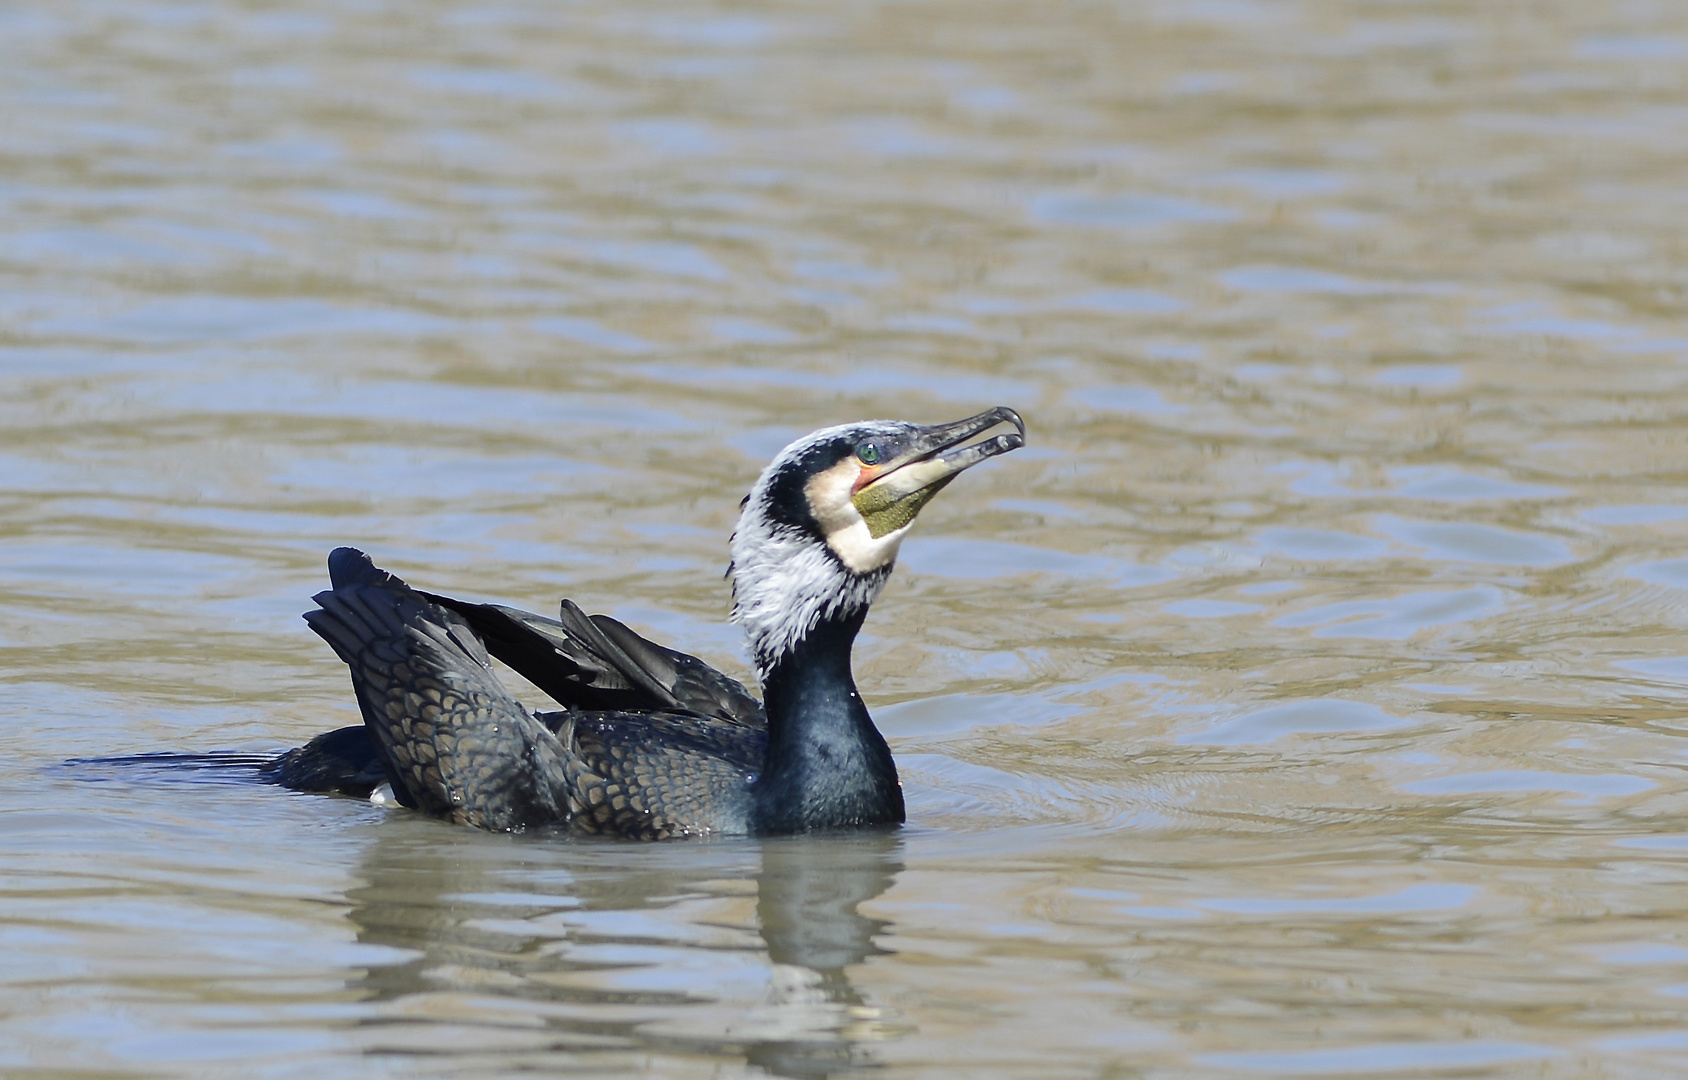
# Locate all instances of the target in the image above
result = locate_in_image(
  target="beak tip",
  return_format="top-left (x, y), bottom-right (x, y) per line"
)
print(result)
top-left (992, 405), bottom-right (1027, 442)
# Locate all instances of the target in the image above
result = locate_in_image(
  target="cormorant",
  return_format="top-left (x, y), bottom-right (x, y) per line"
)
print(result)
top-left (271, 406), bottom-right (1025, 838)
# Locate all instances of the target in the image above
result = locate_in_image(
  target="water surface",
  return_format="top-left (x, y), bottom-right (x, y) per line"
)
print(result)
top-left (7, 0), bottom-right (1688, 1076)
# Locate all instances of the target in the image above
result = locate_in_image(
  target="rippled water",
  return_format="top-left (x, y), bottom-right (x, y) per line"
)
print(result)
top-left (7, 0), bottom-right (1688, 1075)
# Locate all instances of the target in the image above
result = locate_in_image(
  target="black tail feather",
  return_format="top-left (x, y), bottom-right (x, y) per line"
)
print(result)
top-left (59, 752), bottom-right (279, 786)
top-left (302, 549), bottom-right (567, 827)
top-left (327, 546), bottom-right (407, 591)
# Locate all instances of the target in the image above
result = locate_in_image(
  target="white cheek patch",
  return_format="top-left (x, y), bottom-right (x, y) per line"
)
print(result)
top-left (826, 517), bottom-right (910, 574)
top-left (733, 439), bottom-right (904, 676)
top-left (803, 459), bottom-right (860, 530)
top-left (805, 461), bottom-right (908, 573)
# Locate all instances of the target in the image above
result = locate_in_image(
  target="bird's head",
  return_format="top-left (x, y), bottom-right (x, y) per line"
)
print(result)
top-left (729, 406), bottom-right (1025, 676)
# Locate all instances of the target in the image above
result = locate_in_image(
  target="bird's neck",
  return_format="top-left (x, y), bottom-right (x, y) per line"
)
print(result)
top-left (751, 606), bottom-right (904, 833)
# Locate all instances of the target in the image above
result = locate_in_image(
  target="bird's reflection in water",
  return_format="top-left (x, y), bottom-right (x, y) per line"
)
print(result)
top-left (744, 834), bottom-right (901, 1077)
top-left (343, 820), bottom-right (904, 1077)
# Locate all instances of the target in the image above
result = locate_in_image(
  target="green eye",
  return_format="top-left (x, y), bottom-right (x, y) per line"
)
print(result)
top-left (857, 442), bottom-right (883, 466)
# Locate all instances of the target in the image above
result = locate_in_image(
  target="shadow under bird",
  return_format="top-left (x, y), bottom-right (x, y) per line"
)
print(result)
top-left (270, 406), bottom-right (1025, 838)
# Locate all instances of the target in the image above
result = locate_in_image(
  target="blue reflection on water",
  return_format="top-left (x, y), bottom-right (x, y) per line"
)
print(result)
top-left (530, 316), bottom-right (654, 353)
top-left (1400, 770), bottom-right (1654, 802)
top-left (878, 691), bottom-right (1085, 738)
top-left (1199, 1038), bottom-right (1560, 1074)
top-left (409, 66), bottom-right (577, 101)
top-left (1202, 169), bottom-right (1346, 198)
top-left (1577, 35), bottom-right (1686, 60)
top-left (1250, 527), bottom-right (1388, 561)
top-left (1374, 516), bottom-right (1573, 566)
top-left (1068, 385), bottom-right (1186, 415)
top-left (1220, 265), bottom-right (1409, 295)
top-left (32, 296), bottom-right (454, 344)
top-left (1180, 699), bottom-right (1412, 746)
top-left (1055, 288), bottom-right (1186, 313)
top-left (1163, 599), bottom-right (1260, 619)
top-left (1275, 586), bottom-right (1507, 640)
top-left (901, 537), bottom-right (1173, 588)
top-left (1197, 882), bottom-right (1477, 917)
top-left (1584, 504), bottom-right (1688, 525)
top-left (1030, 191), bottom-right (1238, 227)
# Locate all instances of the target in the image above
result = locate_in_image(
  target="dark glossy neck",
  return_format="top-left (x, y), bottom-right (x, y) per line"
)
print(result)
top-left (751, 606), bottom-right (903, 834)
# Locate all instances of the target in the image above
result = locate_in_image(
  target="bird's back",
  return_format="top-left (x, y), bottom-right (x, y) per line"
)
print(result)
top-left (297, 547), bottom-right (765, 836)
top-left (544, 709), bottom-right (763, 838)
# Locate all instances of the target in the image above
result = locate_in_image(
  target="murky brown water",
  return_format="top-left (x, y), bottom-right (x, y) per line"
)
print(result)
top-left (6, 0), bottom-right (1688, 1075)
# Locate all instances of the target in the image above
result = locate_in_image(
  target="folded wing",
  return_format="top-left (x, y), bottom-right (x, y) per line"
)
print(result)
top-left (300, 548), bottom-right (575, 829)
top-left (419, 593), bottom-right (765, 727)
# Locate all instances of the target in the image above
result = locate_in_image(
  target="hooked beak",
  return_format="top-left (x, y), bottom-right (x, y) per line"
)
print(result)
top-left (851, 406), bottom-right (1026, 538)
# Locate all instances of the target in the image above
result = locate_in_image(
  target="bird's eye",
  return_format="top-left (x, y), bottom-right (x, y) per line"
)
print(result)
top-left (857, 442), bottom-right (883, 466)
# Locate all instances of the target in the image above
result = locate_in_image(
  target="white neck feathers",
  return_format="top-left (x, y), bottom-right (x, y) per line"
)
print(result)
top-left (729, 514), bottom-right (890, 679)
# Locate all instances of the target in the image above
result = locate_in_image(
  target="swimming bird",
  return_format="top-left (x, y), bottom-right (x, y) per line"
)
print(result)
top-left (273, 406), bottom-right (1025, 838)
